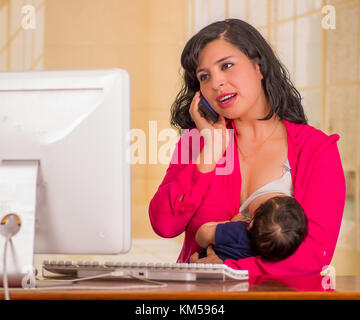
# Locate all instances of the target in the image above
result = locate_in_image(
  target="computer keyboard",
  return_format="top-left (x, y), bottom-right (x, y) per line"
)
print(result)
top-left (42, 260), bottom-right (248, 281)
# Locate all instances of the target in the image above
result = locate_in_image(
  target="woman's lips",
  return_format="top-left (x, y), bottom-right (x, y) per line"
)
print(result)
top-left (216, 93), bottom-right (237, 108)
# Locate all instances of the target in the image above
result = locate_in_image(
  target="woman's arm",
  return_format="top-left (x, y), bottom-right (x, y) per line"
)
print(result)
top-left (149, 129), bottom-right (216, 238)
top-left (149, 93), bottom-right (231, 239)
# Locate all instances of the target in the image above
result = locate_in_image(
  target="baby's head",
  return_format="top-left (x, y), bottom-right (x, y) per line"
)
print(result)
top-left (247, 196), bottom-right (307, 262)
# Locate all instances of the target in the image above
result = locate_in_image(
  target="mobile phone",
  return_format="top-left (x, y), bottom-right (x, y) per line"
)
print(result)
top-left (198, 95), bottom-right (219, 123)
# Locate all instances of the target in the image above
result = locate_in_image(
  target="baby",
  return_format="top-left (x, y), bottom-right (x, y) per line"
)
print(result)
top-left (196, 195), bottom-right (308, 262)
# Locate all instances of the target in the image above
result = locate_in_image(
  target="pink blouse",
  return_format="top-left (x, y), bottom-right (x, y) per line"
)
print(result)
top-left (149, 120), bottom-right (346, 276)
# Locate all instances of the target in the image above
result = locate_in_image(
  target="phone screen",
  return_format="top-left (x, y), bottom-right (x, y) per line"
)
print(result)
top-left (198, 95), bottom-right (219, 123)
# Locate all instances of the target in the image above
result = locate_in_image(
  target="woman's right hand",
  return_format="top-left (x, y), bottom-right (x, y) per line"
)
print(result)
top-left (189, 92), bottom-right (230, 172)
top-left (189, 91), bottom-right (227, 132)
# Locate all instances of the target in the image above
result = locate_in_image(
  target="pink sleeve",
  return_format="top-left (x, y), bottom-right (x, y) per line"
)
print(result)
top-left (224, 141), bottom-right (346, 276)
top-left (149, 130), bottom-right (215, 238)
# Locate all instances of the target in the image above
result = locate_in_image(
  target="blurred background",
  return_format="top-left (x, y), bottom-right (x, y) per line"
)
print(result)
top-left (0, 0), bottom-right (359, 275)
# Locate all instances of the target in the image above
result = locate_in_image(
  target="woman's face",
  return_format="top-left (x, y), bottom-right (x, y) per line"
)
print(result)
top-left (196, 38), bottom-right (267, 120)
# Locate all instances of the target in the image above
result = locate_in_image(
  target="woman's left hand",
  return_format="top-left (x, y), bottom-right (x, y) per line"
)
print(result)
top-left (189, 246), bottom-right (223, 264)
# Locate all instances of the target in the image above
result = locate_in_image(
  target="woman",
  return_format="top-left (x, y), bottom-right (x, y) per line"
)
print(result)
top-left (149, 19), bottom-right (345, 276)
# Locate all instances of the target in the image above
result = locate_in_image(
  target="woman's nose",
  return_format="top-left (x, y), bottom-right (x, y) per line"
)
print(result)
top-left (211, 73), bottom-right (225, 89)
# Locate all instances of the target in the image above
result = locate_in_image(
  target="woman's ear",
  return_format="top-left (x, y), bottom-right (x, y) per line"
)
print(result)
top-left (251, 57), bottom-right (263, 79)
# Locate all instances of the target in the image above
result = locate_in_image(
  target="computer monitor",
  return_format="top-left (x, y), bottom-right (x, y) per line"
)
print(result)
top-left (0, 69), bottom-right (131, 256)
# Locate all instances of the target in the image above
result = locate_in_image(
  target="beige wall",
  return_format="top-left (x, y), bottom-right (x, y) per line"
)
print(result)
top-left (1, 0), bottom-right (360, 274)
top-left (43, 0), bottom-right (188, 240)
top-left (0, 0), bottom-right (188, 244)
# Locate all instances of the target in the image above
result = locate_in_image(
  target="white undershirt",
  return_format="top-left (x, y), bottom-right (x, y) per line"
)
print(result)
top-left (240, 159), bottom-right (293, 218)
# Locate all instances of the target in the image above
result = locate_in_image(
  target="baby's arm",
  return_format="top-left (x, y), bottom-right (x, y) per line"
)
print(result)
top-left (196, 213), bottom-right (249, 248)
top-left (195, 221), bottom-right (228, 248)
top-left (195, 222), bottom-right (218, 248)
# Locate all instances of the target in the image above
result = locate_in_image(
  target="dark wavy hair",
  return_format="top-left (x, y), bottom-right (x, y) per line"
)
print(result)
top-left (171, 19), bottom-right (307, 131)
top-left (247, 196), bottom-right (308, 262)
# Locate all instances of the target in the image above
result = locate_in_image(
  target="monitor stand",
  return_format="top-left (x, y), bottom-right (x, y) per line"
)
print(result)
top-left (0, 160), bottom-right (39, 288)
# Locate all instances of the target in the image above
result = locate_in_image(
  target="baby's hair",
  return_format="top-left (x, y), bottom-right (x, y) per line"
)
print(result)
top-left (247, 196), bottom-right (308, 261)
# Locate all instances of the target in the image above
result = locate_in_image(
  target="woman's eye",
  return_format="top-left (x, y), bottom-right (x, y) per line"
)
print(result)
top-left (199, 74), bottom-right (209, 82)
top-left (222, 62), bottom-right (233, 70)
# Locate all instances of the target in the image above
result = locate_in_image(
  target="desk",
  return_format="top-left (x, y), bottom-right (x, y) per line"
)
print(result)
top-left (2, 275), bottom-right (360, 300)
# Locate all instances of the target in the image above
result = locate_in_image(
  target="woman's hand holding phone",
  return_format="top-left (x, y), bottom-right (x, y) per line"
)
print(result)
top-left (189, 91), bottom-right (230, 173)
top-left (189, 92), bottom-right (224, 129)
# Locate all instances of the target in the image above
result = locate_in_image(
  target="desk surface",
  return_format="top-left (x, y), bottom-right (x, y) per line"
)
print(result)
top-left (2, 275), bottom-right (360, 300)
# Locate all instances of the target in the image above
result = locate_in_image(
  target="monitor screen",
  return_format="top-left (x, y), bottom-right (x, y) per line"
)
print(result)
top-left (0, 69), bottom-right (131, 255)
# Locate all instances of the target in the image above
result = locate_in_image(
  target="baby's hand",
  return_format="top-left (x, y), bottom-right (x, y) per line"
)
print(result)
top-left (190, 246), bottom-right (223, 264)
top-left (230, 213), bottom-right (251, 223)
